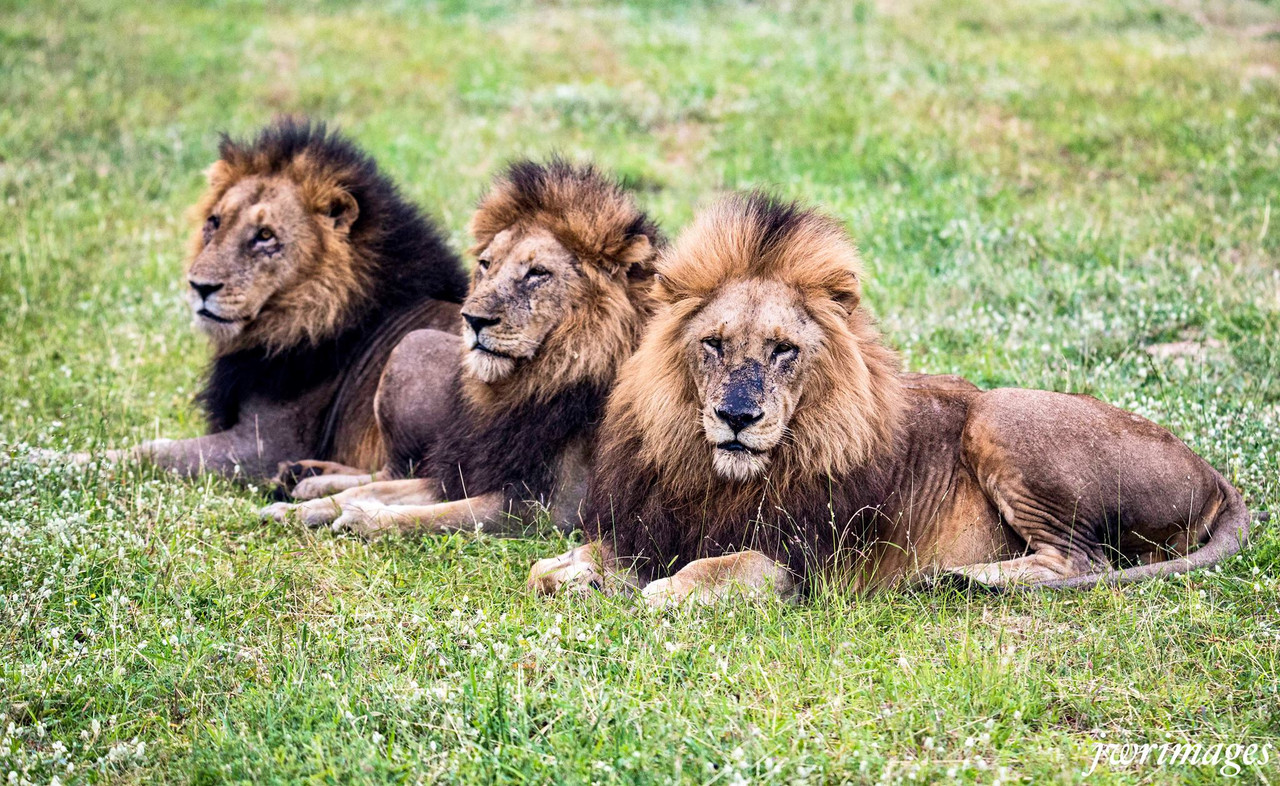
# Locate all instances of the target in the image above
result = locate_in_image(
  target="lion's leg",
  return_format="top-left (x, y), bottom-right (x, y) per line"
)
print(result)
top-left (329, 492), bottom-right (515, 539)
top-left (956, 388), bottom-right (1230, 587)
top-left (944, 477), bottom-right (1105, 586)
top-left (277, 459), bottom-right (368, 479)
top-left (271, 459), bottom-right (389, 499)
top-left (291, 469), bottom-right (392, 500)
top-left (641, 551), bottom-right (798, 609)
top-left (37, 402), bottom-right (309, 482)
top-left (260, 478), bottom-right (440, 528)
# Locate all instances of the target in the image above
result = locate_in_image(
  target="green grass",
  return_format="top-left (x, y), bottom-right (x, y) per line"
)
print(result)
top-left (2, 0), bottom-right (1279, 782)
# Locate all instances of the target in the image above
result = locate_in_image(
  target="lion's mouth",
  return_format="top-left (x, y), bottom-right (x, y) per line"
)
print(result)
top-left (717, 440), bottom-right (764, 455)
top-left (197, 308), bottom-right (238, 324)
top-left (471, 342), bottom-right (514, 360)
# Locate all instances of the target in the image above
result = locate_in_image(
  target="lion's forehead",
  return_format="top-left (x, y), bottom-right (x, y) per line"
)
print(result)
top-left (214, 175), bottom-right (307, 230)
top-left (486, 227), bottom-right (573, 266)
top-left (692, 279), bottom-right (816, 345)
top-left (471, 227), bottom-right (579, 301)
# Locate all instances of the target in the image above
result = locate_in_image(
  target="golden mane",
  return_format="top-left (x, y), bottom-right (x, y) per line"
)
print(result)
top-left (604, 192), bottom-right (904, 499)
top-left (460, 159), bottom-right (663, 415)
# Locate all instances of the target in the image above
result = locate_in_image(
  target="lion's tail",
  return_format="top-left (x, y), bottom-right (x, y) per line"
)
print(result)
top-left (1034, 480), bottom-right (1257, 590)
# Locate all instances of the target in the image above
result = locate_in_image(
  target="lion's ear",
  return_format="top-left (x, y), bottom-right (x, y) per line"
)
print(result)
top-left (325, 190), bottom-right (359, 233)
top-left (830, 271), bottom-right (862, 314)
top-left (618, 234), bottom-right (652, 268)
top-left (612, 234), bottom-right (655, 280)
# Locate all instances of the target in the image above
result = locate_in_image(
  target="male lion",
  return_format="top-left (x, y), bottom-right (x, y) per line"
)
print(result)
top-left (529, 193), bottom-right (1252, 604)
top-left (262, 159), bottom-right (662, 537)
top-left (56, 120), bottom-right (468, 480)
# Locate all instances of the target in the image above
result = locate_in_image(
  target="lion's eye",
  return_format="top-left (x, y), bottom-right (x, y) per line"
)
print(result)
top-left (772, 341), bottom-right (798, 361)
top-left (701, 337), bottom-right (722, 355)
top-left (525, 266), bottom-right (550, 280)
top-left (206, 215), bottom-right (220, 230)
top-left (477, 259), bottom-right (491, 272)
top-left (255, 227), bottom-right (275, 242)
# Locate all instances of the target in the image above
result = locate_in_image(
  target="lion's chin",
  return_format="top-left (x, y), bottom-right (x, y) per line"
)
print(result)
top-left (711, 446), bottom-right (771, 481)
top-left (464, 349), bottom-right (517, 384)
top-left (192, 312), bottom-right (245, 343)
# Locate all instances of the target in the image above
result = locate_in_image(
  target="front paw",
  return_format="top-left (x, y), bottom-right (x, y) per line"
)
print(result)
top-left (259, 502), bottom-right (295, 524)
top-left (527, 547), bottom-right (604, 596)
top-left (291, 474), bottom-right (370, 501)
top-left (259, 498), bottom-right (344, 528)
top-left (640, 576), bottom-right (693, 610)
top-left (330, 502), bottom-right (400, 539)
top-left (269, 461), bottom-right (322, 500)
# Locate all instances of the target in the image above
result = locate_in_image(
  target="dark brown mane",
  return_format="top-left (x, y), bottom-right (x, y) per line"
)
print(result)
top-left (468, 156), bottom-right (663, 275)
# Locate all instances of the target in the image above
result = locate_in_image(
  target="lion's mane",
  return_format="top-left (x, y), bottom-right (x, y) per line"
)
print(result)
top-left (585, 192), bottom-right (905, 582)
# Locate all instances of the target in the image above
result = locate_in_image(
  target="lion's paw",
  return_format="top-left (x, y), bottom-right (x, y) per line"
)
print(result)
top-left (267, 497), bottom-right (346, 528)
top-left (292, 474), bottom-right (372, 501)
top-left (527, 547), bottom-right (603, 596)
top-left (292, 476), bottom-right (339, 501)
top-left (259, 502), bottom-right (295, 523)
top-left (330, 502), bottom-right (400, 539)
top-left (640, 577), bottom-right (696, 610)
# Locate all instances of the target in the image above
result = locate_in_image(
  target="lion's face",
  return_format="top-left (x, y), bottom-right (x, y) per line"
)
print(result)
top-left (684, 279), bottom-right (825, 481)
top-left (461, 226), bottom-right (580, 383)
top-left (186, 173), bottom-right (357, 345)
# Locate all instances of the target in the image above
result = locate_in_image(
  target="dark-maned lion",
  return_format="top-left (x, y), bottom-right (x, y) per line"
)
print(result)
top-left (262, 159), bottom-right (662, 538)
top-left (60, 119), bottom-right (469, 481)
top-left (529, 193), bottom-right (1251, 605)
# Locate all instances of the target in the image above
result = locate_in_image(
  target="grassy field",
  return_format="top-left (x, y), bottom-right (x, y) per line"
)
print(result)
top-left (2, 0), bottom-right (1279, 782)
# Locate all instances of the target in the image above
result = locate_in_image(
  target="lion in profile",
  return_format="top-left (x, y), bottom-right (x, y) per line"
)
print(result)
top-left (63, 119), bottom-right (468, 481)
top-left (530, 193), bottom-right (1251, 604)
top-left (262, 159), bottom-right (662, 538)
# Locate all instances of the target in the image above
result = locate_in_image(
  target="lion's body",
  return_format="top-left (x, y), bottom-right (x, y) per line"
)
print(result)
top-left (267, 160), bottom-right (662, 538)
top-left (104, 120), bottom-right (469, 481)
top-left (530, 193), bottom-right (1250, 602)
top-left (595, 382), bottom-right (1243, 592)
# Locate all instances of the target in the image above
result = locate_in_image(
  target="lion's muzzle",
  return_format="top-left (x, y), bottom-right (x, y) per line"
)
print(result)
top-left (705, 360), bottom-right (779, 480)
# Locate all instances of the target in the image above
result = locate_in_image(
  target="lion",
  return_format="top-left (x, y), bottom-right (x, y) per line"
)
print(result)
top-left (52, 119), bottom-right (469, 481)
top-left (529, 192), bottom-right (1252, 605)
top-left (260, 159), bottom-right (662, 538)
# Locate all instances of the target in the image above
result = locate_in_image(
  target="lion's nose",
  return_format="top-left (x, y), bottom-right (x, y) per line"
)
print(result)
top-left (189, 281), bottom-right (224, 300)
top-left (463, 313), bottom-right (500, 333)
top-left (715, 404), bottom-right (763, 434)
